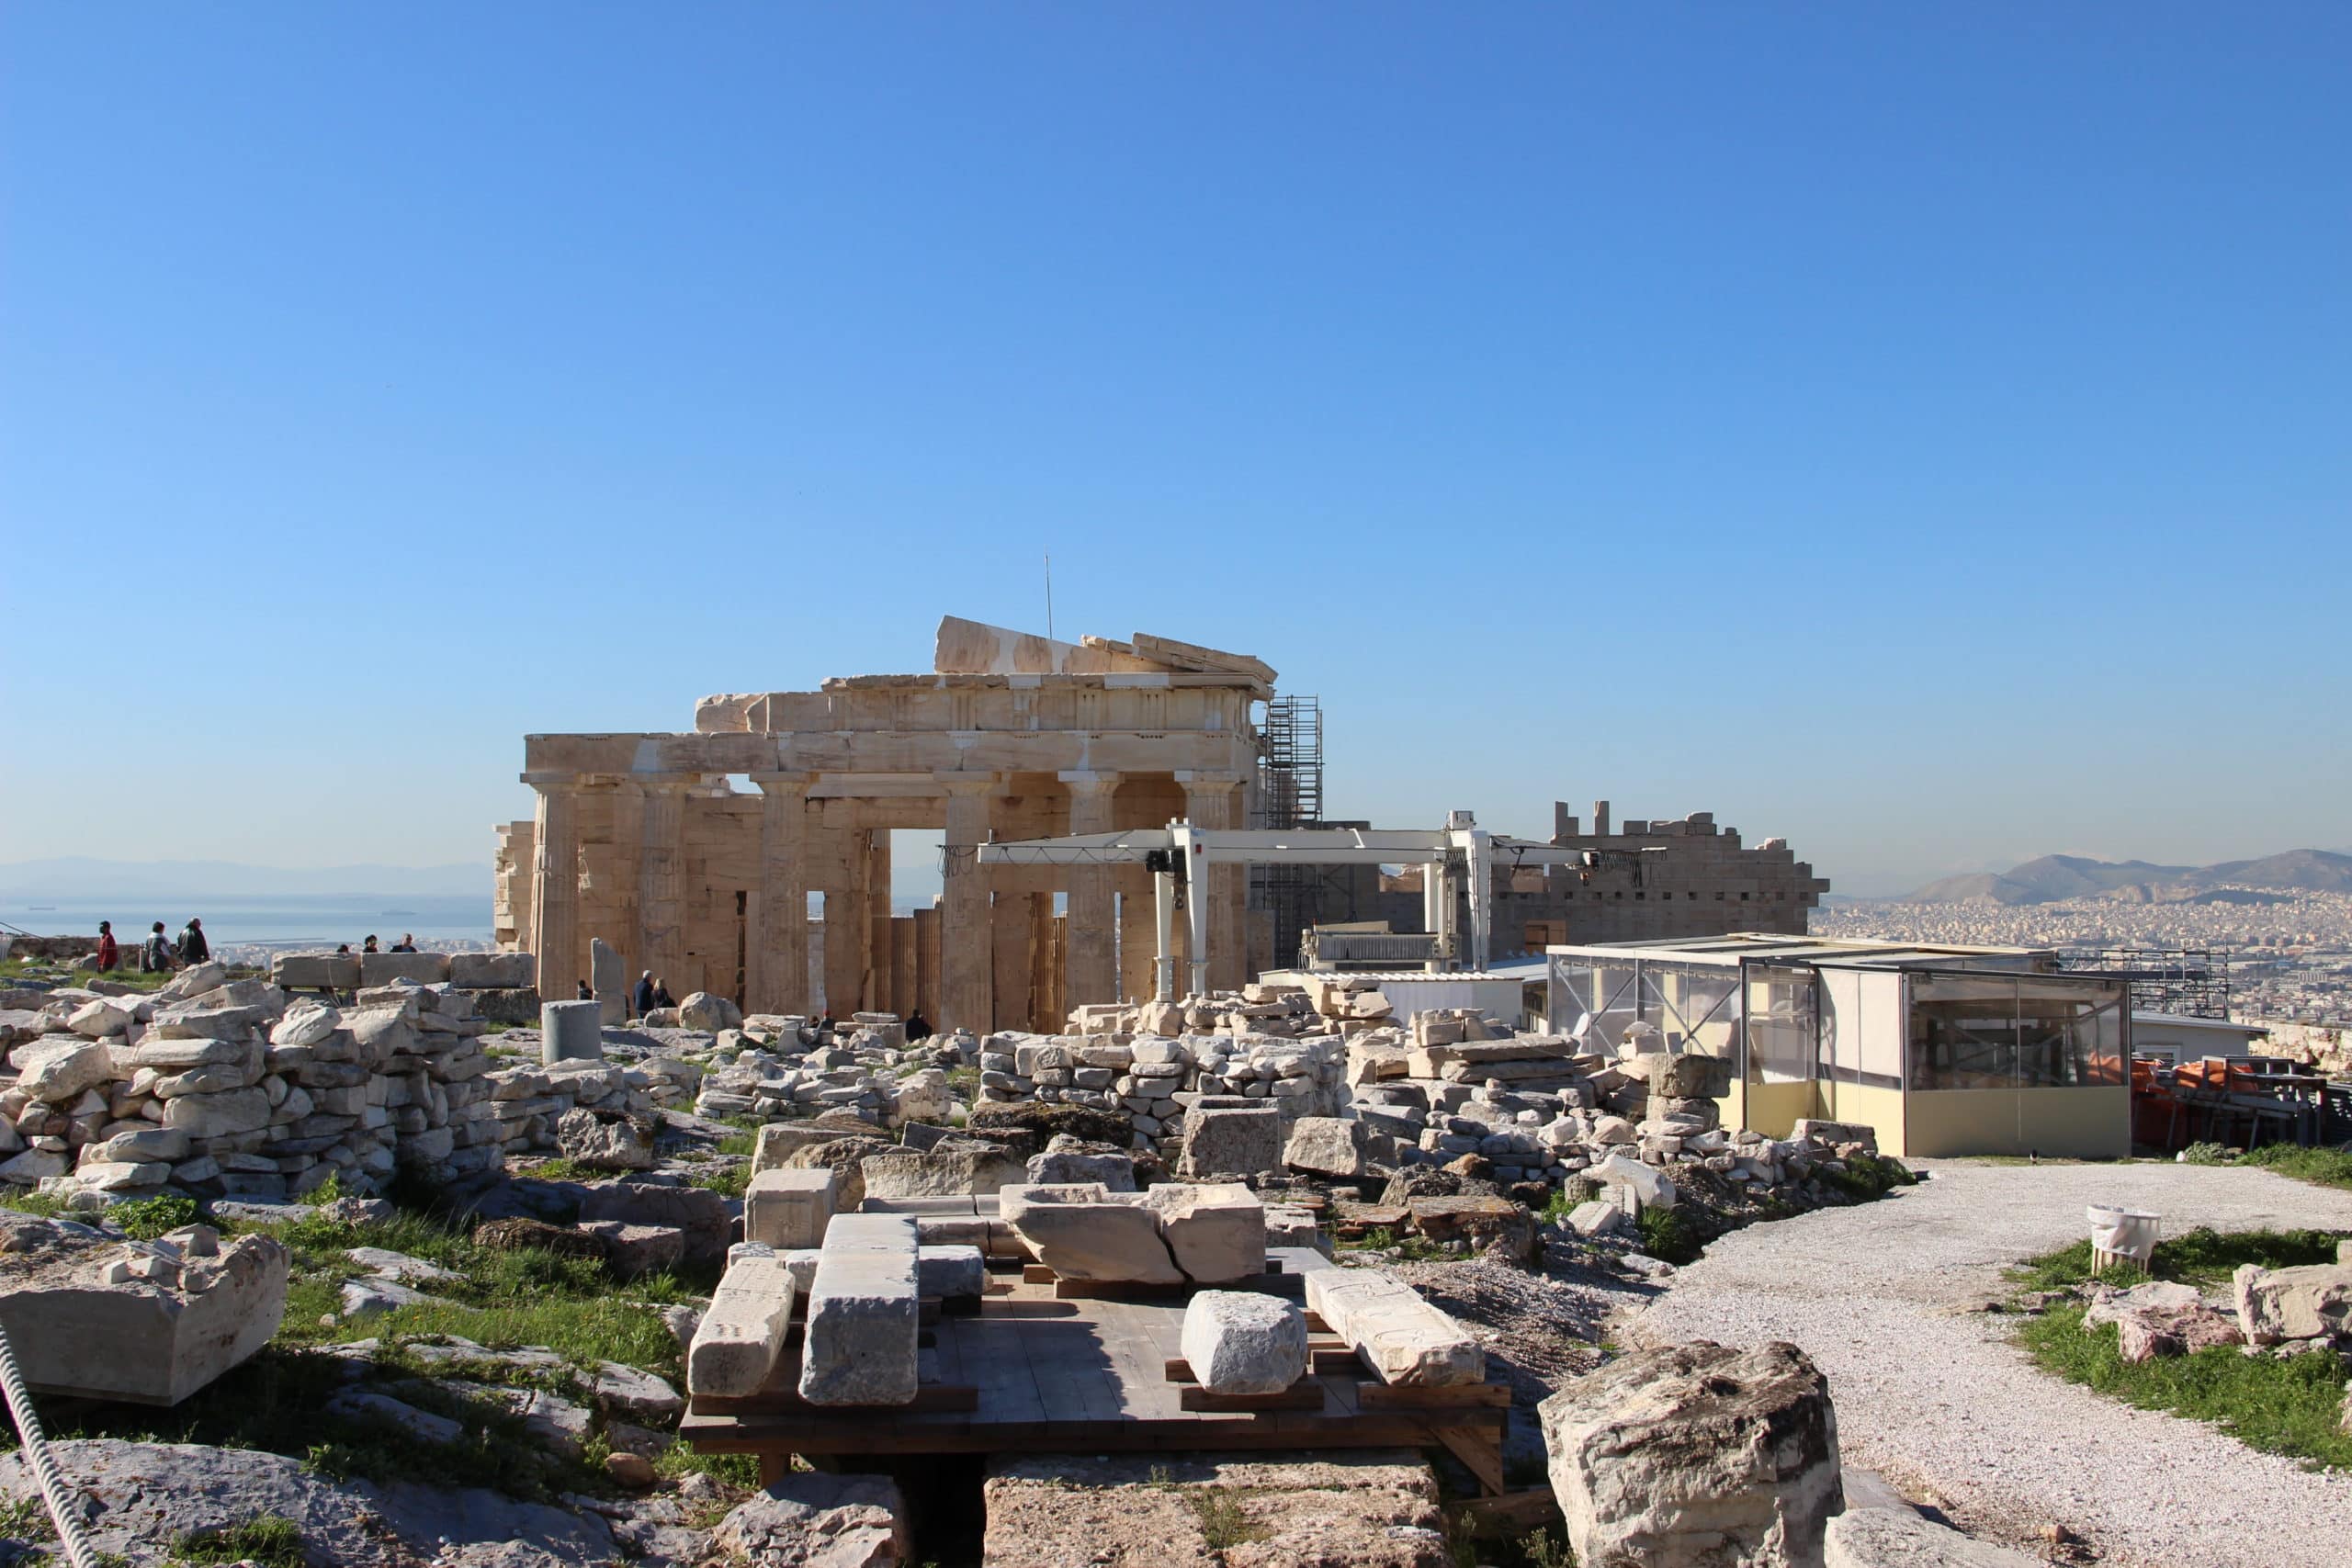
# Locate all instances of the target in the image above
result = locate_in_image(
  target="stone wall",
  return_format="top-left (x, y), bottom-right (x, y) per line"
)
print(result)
top-left (0, 964), bottom-right (507, 1202)
top-left (1384, 803), bottom-right (1829, 954)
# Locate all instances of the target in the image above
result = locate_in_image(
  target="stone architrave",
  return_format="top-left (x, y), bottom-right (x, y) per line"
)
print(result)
top-left (541, 1000), bottom-right (605, 1065)
top-left (591, 938), bottom-right (626, 1024)
top-left (1540, 1340), bottom-right (1841, 1568)
top-left (1296, 1257), bottom-right (1484, 1387)
top-left (687, 1252), bottom-right (797, 1397)
top-left (798, 1213), bottom-right (921, 1406)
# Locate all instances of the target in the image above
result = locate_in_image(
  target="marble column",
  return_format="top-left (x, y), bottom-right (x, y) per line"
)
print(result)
top-left (751, 772), bottom-right (811, 1016)
top-left (1118, 878), bottom-right (1156, 1002)
top-left (820, 819), bottom-right (865, 1021)
top-left (526, 773), bottom-right (582, 999)
top-left (1182, 773), bottom-right (1246, 992)
top-left (939, 773), bottom-right (998, 1034)
top-left (865, 830), bottom-right (893, 1013)
top-left (1057, 771), bottom-right (1120, 1010)
top-left (608, 780), bottom-right (645, 987)
top-left (637, 775), bottom-right (691, 1000)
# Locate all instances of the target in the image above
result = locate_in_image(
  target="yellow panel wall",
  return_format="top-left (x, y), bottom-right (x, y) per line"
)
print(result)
top-left (1815, 1081), bottom-right (1905, 1154)
top-left (1738, 1079), bottom-right (1817, 1139)
top-left (1900, 1087), bottom-right (2131, 1159)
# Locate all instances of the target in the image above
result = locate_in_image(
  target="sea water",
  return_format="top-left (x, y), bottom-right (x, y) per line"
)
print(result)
top-left (0, 894), bottom-right (492, 948)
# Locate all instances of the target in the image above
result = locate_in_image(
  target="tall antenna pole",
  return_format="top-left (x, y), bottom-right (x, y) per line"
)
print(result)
top-left (1044, 550), bottom-right (1055, 643)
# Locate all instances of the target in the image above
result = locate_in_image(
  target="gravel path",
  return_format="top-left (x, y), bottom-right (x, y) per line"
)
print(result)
top-left (1629, 1161), bottom-right (2352, 1567)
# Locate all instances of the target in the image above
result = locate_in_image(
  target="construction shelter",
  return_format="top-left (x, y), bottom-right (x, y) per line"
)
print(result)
top-left (1545, 935), bottom-right (2131, 1158)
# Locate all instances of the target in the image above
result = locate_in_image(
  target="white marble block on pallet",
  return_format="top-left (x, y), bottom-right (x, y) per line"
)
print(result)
top-left (798, 1213), bottom-right (921, 1406)
top-left (1181, 1290), bottom-right (1306, 1394)
top-left (687, 1250), bottom-right (797, 1397)
top-left (745, 1168), bottom-right (837, 1250)
top-left (1298, 1257), bottom-right (1485, 1387)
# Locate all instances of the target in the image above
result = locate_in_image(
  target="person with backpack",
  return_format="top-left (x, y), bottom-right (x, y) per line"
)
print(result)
top-left (178, 918), bottom-right (210, 964)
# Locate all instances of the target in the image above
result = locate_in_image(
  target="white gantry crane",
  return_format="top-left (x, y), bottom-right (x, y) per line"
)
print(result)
top-left (975, 809), bottom-right (1662, 1000)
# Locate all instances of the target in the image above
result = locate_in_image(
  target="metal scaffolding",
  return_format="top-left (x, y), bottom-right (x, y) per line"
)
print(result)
top-left (2060, 946), bottom-right (2233, 1020)
top-left (1254, 694), bottom-right (1325, 967)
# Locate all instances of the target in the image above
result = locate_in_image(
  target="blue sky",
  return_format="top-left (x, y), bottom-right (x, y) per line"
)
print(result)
top-left (3, 4), bottom-right (2346, 897)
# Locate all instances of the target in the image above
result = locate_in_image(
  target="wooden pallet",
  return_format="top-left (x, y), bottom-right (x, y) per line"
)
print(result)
top-left (680, 1275), bottom-right (1509, 1494)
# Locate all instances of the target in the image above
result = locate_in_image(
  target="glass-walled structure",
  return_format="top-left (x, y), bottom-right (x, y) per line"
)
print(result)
top-left (1546, 936), bottom-right (2130, 1157)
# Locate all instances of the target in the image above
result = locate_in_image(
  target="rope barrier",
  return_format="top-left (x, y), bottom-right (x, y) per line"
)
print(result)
top-left (0, 1319), bottom-right (101, 1568)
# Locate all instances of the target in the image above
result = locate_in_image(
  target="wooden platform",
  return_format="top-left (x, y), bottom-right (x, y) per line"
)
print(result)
top-left (680, 1272), bottom-right (1510, 1493)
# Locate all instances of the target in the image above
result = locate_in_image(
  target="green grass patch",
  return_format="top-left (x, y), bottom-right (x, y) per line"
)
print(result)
top-left (2009, 1224), bottom-right (2352, 1472)
top-left (1636, 1205), bottom-right (1704, 1265)
top-left (684, 1161), bottom-right (752, 1200)
top-left (112, 1193), bottom-right (203, 1239)
top-left (2241, 1144), bottom-right (2352, 1192)
top-left (512, 1156), bottom-right (603, 1185)
top-left (1822, 1152), bottom-right (1917, 1202)
top-left (2007, 1224), bottom-right (2343, 1294)
top-left (1337, 1226), bottom-right (1453, 1262)
top-left (172, 1513), bottom-right (304, 1568)
top-left (2018, 1305), bottom-right (2352, 1470)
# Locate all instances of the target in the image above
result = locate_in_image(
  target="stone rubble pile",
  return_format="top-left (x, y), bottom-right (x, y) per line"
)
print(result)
top-left (976, 993), bottom-right (1350, 1163)
top-left (0, 964), bottom-right (510, 1201)
top-left (685, 1010), bottom-right (971, 1130)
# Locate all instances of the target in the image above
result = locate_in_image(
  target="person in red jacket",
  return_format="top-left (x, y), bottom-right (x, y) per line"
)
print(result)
top-left (94, 921), bottom-right (119, 973)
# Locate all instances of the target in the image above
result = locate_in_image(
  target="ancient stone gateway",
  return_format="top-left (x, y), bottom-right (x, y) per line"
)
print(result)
top-left (495, 617), bottom-right (1272, 1032)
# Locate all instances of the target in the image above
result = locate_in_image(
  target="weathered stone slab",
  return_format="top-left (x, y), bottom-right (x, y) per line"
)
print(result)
top-left (745, 1168), bottom-right (837, 1250)
top-left (751, 1120), bottom-right (870, 1171)
top-left (687, 1252), bottom-right (797, 1397)
top-left (1297, 1258), bottom-right (1484, 1387)
top-left (0, 1224), bottom-right (288, 1406)
top-left (1140, 1183), bottom-right (1266, 1284)
top-left (1178, 1103), bottom-right (1285, 1179)
top-left (2234, 1261), bottom-right (2352, 1344)
top-left (1181, 1291), bottom-right (1306, 1394)
top-left (711, 1472), bottom-right (910, 1568)
top-left (360, 952), bottom-right (450, 986)
top-left (1000, 1183), bottom-right (1182, 1286)
top-left (271, 953), bottom-right (363, 990)
top-left (860, 1143), bottom-right (1027, 1201)
top-left (1826, 1507), bottom-right (2043, 1567)
top-left (798, 1213), bottom-right (920, 1406)
top-left (1541, 1340), bottom-right (1841, 1568)
top-left (1283, 1115), bottom-right (1367, 1178)
top-left (918, 1243), bottom-right (986, 1301)
top-left (982, 1451), bottom-right (1445, 1568)
top-left (448, 951), bottom-right (536, 989)
top-left (591, 938), bottom-right (626, 1024)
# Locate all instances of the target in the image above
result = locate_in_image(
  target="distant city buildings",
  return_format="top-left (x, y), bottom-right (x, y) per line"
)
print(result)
top-left (1814, 889), bottom-right (2352, 1026)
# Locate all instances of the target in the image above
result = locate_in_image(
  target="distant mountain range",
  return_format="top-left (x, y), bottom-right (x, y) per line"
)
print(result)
top-left (1902, 850), bottom-right (2352, 906)
top-left (0, 858), bottom-right (489, 898)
